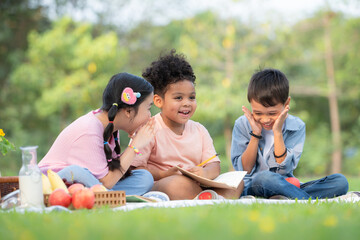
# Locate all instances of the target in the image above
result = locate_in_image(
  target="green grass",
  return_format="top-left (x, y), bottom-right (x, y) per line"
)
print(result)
top-left (1, 203), bottom-right (359, 240)
top-left (1, 177), bottom-right (359, 240)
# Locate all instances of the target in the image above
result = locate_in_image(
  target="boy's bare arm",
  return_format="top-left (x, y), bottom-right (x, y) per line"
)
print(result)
top-left (273, 105), bottom-right (290, 163)
top-left (241, 106), bottom-right (262, 173)
top-left (241, 137), bottom-right (260, 173)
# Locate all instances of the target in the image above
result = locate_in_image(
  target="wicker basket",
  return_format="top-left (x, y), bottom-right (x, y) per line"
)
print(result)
top-left (0, 176), bottom-right (19, 198)
top-left (44, 191), bottom-right (126, 208)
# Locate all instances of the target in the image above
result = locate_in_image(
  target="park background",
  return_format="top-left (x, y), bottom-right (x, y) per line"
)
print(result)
top-left (1, 0), bottom-right (360, 179)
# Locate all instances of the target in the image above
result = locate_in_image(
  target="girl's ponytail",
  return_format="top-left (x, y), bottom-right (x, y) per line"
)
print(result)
top-left (100, 72), bottom-right (153, 178)
top-left (103, 103), bottom-right (121, 171)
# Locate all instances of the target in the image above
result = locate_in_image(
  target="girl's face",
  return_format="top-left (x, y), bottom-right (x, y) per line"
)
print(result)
top-left (250, 98), bottom-right (289, 130)
top-left (155, 80), bottom-right (197, 133)
top-left (126, 93), bottom-right (154, 135)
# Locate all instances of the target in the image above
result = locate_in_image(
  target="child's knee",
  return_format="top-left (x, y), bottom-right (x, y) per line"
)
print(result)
top-left (154, 175), bottom-right (201, 199)
top-left (165, 175), bottom-right (196, 189)
top-left (252, 171), bottom-right (277, 185)
top-left (331, 173), bottom-right (349, 195)
top-left (57, 165), bottom-right (83, 179)
top-left (132, 169), bottom-right (154, 192)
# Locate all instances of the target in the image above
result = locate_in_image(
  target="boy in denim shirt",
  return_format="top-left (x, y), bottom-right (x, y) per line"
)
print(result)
top-left (231, 68), bottom-right (348, 199)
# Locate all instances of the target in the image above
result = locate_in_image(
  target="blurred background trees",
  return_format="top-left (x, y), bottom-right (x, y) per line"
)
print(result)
top-left (1, 0), bottom-right (360, 177)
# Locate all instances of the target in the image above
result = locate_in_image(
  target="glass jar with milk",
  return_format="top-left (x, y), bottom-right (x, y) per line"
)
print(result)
top-left (19, 146), bottom-right (44, 208)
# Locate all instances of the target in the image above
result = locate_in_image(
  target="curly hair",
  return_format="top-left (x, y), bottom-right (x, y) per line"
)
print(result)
top-left (142, 49), bottom-right (196, 96)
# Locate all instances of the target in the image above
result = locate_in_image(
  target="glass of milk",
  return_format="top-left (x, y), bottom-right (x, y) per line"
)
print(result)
top-left (19, 146), bottom-right (44, 208)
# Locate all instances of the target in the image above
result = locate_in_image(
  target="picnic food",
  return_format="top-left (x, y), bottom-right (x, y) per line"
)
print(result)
top-left (90, 184), bottom-right (108, 192)
top-left (42, 174), bottom-right (53, 194)
top-left (72, 188), bottom-right (95, 209)
top-left (48, 188), bottom-right (72, 207)
top-left (47, 169), bottom-right (69, 193)
top-left (285, 177), bottom-right (301, 188)
top-left (68, 183), bottom-right (85, 195)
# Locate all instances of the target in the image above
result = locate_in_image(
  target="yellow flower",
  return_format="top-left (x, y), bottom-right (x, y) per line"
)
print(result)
top-left (0, 129), bottom-right (15, 156)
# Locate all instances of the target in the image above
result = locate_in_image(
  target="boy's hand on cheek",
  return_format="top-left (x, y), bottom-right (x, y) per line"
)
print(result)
top-left (273, 105), bottom-right (290, 133)
top-left (242, 106), bottom-right (262, 135)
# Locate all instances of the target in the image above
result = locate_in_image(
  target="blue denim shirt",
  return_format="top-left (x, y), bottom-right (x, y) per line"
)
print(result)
top-left (231, 114), bottom-right (306, 188)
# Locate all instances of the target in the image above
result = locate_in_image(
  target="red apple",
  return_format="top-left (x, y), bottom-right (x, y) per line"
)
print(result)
top-left (90, 184), bottom-right (108, 192)
top-left (72, 188), bottom-right (95, 209)
top-left (285, 177), bottom-right (301, 188)
top-left (68, 183), bottom-right (85, 195)
top-left (48, 189), bottom-right (72, 207)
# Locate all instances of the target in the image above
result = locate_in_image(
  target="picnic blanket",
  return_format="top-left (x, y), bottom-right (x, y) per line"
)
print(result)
top-left (113, 192), bottom-right (360, 212)
top-left (3, 192), bottom-right (359, 213)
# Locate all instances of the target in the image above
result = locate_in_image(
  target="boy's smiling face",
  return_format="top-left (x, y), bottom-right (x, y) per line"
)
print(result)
top-left (154, 79), bottom-right (197, 133)
top-left (250, 98), bottom-right (290, 131)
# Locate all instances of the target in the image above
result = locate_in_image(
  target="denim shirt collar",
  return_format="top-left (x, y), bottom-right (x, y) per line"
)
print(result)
top-left (284, 115), bottom-right (302, 132)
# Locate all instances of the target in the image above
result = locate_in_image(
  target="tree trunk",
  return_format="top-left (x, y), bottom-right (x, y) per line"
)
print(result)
top-left (224, 114), bottom-right (234, 171)
top-left (224, 22), bottom-right (235, 171)
top-left (324, 12), bottom-right (342, 173)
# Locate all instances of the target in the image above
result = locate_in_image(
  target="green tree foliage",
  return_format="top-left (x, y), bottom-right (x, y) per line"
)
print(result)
top-left (1, 17), bottom-right (128, 174)
top-left (273, 11), bottom-right (360, 175)
top-left (1, 6), bottom-right (360, 177)
top-left (0, 0), bottom-right (50, 90)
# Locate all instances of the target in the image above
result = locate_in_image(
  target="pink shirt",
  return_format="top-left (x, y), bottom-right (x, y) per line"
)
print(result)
top-left (38, 110), bottom-right (116, 179)
top-left (132, 113), bottom-right (220, 171)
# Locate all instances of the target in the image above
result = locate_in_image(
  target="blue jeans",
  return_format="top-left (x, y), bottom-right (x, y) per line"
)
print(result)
top-left (57, 165), bottom-right (154, 196)
top-left (241, 171), bottom-right (348, 199)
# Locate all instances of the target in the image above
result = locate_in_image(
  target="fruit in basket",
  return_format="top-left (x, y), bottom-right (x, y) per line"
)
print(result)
top-left (90, 184), bottom-right (108, 192)
top-left (48, 189), bottom-right (72, 207)
top-left (68, 183), bottom-right (85, 195)
top-left (72, 188), bottom-right (95, 209)
top-left (285, 177), bottom-right (301, 188)
top-left (42, 174), bottom-right (53, 194)
top-left (47, 169), bottom-right (69, 193)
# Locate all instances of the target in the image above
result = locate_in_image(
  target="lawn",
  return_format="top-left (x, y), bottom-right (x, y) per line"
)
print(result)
top-left (1, 177), bottom-right (359, 240)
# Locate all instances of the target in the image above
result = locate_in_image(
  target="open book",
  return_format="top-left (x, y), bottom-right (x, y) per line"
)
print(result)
top-left (176, 166), bottom-right (247, 190)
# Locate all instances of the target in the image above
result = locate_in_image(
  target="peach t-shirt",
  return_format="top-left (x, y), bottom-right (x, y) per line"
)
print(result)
top-left (132, 113), bottom-right (220, 171)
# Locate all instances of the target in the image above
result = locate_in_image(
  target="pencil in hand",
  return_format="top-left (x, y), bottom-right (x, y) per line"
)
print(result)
top-left (197, 153), bottom-right (219, 167)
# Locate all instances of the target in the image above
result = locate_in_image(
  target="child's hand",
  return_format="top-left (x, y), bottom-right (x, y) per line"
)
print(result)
top-left (187, 166), bottom-right (205, 177)
top-left (130, 117), bottom-right (155, 149)
top-left (242, 106), bottom-right (262, 135)
top-left (164, 164), bottom-right (182, 177)
top-left (273, 105), bottom-right (289, 133)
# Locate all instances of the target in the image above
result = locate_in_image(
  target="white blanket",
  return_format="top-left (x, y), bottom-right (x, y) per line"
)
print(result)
top-left (113, 192), bottom-right (360, 212)
top-left (5, 192), bottom-right (358, 213)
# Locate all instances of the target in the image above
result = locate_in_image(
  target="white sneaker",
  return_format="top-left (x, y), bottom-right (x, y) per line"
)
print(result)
top-left (240, 195), bottom-right (256, 199)
top-left (142, 191), bottom-right (170, 202)
top-left (336, 191), bottom-right (360, 201)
